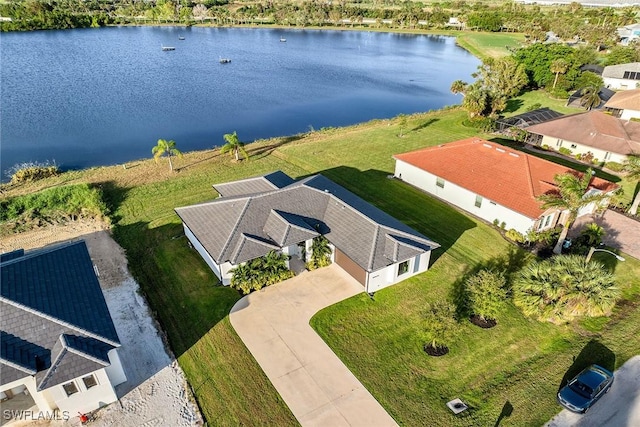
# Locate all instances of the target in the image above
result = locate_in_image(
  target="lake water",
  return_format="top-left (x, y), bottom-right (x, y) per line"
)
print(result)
top-left (0, 26), bottom-right (479, 176)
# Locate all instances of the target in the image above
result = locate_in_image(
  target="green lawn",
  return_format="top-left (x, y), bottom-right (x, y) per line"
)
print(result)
top-left (503, 89), bottom-right (582, 116)
top-left (454, 31), bottom-right (525, 59)
top-left (1, 107), bottom-right (638, 426)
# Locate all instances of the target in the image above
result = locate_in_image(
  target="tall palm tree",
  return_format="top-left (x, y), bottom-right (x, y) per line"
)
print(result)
top-left (624, 154), bottom-right (640, 215)
top-left (152, 139), bottom-right (182, 171)
top-left (221, 131), bottom-right (249, 161)
top-left (580, 86), bottom-right (602, 111)
top-left (537, 168), bottom-right (611, 254)
top-left (514, 255), bottom-right (619, 324)
top-left (550, 59), bottom-right (569, 89)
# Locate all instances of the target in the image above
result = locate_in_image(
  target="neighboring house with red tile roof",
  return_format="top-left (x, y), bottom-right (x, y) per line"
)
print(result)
top-left (526, 110), bottom-right (640, 163)
top-left (393, 138), bottom-right (618, 235)
top-left (604, 89), bottom-right (640, 120)
top-left (175, 172), bottom-right (439, 293)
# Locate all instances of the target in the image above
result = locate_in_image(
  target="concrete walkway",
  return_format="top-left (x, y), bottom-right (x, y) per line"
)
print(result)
top-left (229, 265), bottom-right (398, 427)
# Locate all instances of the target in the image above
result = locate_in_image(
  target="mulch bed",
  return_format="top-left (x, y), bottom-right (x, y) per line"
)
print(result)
top-left (424, 344), bottom-right (449, 357)
top-left (470, 315), bottom-right (497, 329)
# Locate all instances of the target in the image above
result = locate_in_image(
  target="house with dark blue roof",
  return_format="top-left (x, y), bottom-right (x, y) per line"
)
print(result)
top-left (175, 171), bottom-right (440, 293)
top-left (0, 241), bottom-right (126, 416)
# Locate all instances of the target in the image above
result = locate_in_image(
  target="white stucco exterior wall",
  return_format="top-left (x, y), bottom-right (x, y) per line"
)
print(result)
top-left (620, 108), bottom-right (640, 120)
top-left (366, 251), bottom-right (431, 293)
top-left (0, 376), bottom-right (54, 413)
top-left (539, 135), bottom-right (629, 163)
top-left (394, 160), bottom-right (536, 234)
top-left (604, 77), bottom-right (640, 90)
top-left (104, 349), bottom-right (127, 387)
top-left (47, 368), bottom-right (117, 415)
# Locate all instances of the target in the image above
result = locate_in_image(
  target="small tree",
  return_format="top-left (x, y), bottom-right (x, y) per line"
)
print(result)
top-left (221, 131), bottom-right (249, 161)
top-left (580, 86), bottom-right (602, 111)
top-left (307, 236), bottom-right (332, 270)
top-left (550, 59), bottom-right (569, 89)
top-left (513, 255), bottom-right (619, 324)
top-left (396, 114), bottom-right (408, 137)
top-left (624, 154), bottom-right (640, 215)
top-left (152, 139), bottom-right (182, 171)
top-left (423, 301), bottom-right (458, 356)
top-left (463, 270), bottom-right (507, 324)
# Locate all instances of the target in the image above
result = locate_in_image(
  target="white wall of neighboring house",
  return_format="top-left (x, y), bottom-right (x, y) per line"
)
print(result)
top-left (183, 224), bottom-right (222, 280)
top-left (540, 135), bottom-right (629, 163)
top-left (619, 108), bottom-right (640, 120)
top-left (604, 77), bottom-right (640, 90)
top-left (104, 349), bottom-right (127, 387)
top-left (46, 368), bottom-right (117, 415)
top-left (394, 160), bottom-right (536, 234)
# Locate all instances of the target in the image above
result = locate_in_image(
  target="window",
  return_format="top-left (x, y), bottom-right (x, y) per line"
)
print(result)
top-left (397, 260), bottom-right (409, 276)
top-left (436, 177), bottom-right (445, 188)
top-left (556, 138), bottom-right (563, 147)
top-left (570, 143), bottom-right (577, 149)
top-left (604, 152), bottom-right (611, 160)
top-left (544, 214), bottom-right (552, 228)
top-left (62, 381), bottom-right (78, 396)
top-left (475, 195), bottom-right (483, 208)
top-left (82, 375), bottom-right (98, 389)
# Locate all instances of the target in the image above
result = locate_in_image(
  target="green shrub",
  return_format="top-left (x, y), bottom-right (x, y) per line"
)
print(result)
top-left (0, 184), bottom-right (108, 233)
top-left (463, 270), bottom-right (508, 322)
top-left (230, 251), bottom-right (295, 295)
top-left (525, 103), bottom-right (543, 112)
top-left (604, 161), bottom-right (624, 172)
top-left (559, 147), bottom-right (573, 156)
top-left (307, 235), bottom-right (332, 270)
top-left (7, 161), bottom-right (59, 183)
top-left (462, 117), bottom-right (495, 132)
top-left (506, 229), bottom-right (524, 243)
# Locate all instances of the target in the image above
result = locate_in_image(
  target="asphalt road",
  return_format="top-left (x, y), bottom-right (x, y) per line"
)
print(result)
top-left (545, 356), bottom-right (640, 427)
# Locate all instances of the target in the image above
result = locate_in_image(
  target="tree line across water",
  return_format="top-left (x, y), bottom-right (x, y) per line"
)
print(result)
top-left (0, 0), bottom-right (639, 44)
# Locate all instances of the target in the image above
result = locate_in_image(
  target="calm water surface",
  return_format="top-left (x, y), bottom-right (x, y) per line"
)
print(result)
top-left (1, 27), bottom-right (478, 175)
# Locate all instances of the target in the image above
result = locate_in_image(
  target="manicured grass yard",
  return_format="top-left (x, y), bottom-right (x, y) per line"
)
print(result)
top-left (454, 31), bottom-right (525, 59)
top-left (2, 107), bottom-right (638, 426)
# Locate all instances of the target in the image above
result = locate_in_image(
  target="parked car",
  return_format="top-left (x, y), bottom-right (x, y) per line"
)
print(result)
top-left (557, 364), bottom-right (614, 413)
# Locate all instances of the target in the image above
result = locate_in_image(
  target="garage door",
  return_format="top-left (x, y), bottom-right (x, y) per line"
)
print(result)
top-left (335, 248), bottom-right (366, 286)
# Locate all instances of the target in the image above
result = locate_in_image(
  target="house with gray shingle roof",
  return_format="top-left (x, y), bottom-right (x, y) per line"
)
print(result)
top-left (603, 62), bottom-right (640, 90)
top-left (175, 172), bottom-right (440, 293)
top-left (1, 241), bottom-right (126, 416)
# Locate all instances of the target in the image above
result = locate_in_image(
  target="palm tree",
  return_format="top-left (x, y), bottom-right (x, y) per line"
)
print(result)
top-left (580, 86), bottom-right (602, 111)
top-left (221, 131), bottom-right (249, 161)
top-left (450, 79), bottom-right (468, 96)
top-left (624, 154), bottom-right (640, 215)
top-left (513, 255), bottom-right (619, 324)
top-left (537, 169), bottom-right (611, 254)
top-left (550, 59), bottom-right (569, 89)
top-left (152, 139), bottom-right (182, 172)
top-left (462, 86), bottom-right (488, 118)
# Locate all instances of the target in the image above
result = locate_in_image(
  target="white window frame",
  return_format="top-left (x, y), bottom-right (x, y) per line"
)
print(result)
top-left (475, 195), bottom-right (483, 208)
top-left (62, 381), bottom-right (79, 397)
top-left (82, 374), bottom-right (98, 390)
top-left (436, 177), bottom-right (445, 188)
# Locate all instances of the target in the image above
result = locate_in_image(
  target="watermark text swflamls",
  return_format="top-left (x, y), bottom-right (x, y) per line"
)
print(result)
top-left (2, 409), bottom-right (70, 421)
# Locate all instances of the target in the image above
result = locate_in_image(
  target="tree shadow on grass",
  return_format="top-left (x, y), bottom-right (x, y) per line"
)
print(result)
top-left (308, 166), bottom-right (477, 263)
top-left (558, 339), bottom-right (616, 392)
top-left (248, 134), bottom-right (307, 160)
top-left (411, 118), bottom-right (440, 132)
top-left (502, 99), bottom-right (524, 114)
top-left (494, 401), bottom-right (514, 427)
top-left (174, 149), bottom-right (222, 173)
top-left (96, 180), bottom-right (131, 224)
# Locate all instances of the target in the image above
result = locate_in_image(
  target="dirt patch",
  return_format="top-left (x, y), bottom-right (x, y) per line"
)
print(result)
top-left (0, 219), bottom-right (107, 254)
top-left (470, 315), bottom-right (497, 329)
top-left (423, 344), bottom-right (449, 357)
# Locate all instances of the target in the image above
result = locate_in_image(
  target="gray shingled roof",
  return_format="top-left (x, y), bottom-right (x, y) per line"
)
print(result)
top-left (176, 172), bottom-right (440, 272)
top-left (1, 241), bottom-right (120, 390)
top-left (213, 170), bottom-right (295, 197)
top-left (603, 62), bottom-right (640, 79)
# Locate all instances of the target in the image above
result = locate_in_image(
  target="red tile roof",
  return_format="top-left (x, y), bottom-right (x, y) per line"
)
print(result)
top-left (526, 111), bottom-right (640, 155)
top-left (393, 138), bottom-right (618, 219)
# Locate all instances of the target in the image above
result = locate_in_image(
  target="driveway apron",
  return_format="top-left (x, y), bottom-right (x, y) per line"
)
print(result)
top-left (229, 264), bottom-right (398, 427)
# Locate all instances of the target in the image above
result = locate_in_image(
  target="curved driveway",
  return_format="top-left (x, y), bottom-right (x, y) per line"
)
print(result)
top-left (229, 264), bottom-right (398, 427)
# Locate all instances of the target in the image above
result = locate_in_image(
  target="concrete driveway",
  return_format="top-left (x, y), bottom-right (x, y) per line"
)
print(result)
top-left (545, 356), bottom-right (640, 427)
top-left (229, 264), bottom-right (398, 427)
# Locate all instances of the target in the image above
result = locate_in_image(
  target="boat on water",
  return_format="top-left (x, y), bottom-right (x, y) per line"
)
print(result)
top-left (178, 36), bottom-right (185, 40)
top-left (219, 57), bottom-right (231, 64)
top-left (162, 45), bottom-right (175, 51)
top-left (280, 36), bottom-right (286, 42)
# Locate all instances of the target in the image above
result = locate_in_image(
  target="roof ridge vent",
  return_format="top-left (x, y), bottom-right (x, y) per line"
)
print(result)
top-left (509, 152), bottom-right (520, 157)
top-left (496, 148), bottom-right (506, 153)
top-left (482, 143), bottom-right (492, 148)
